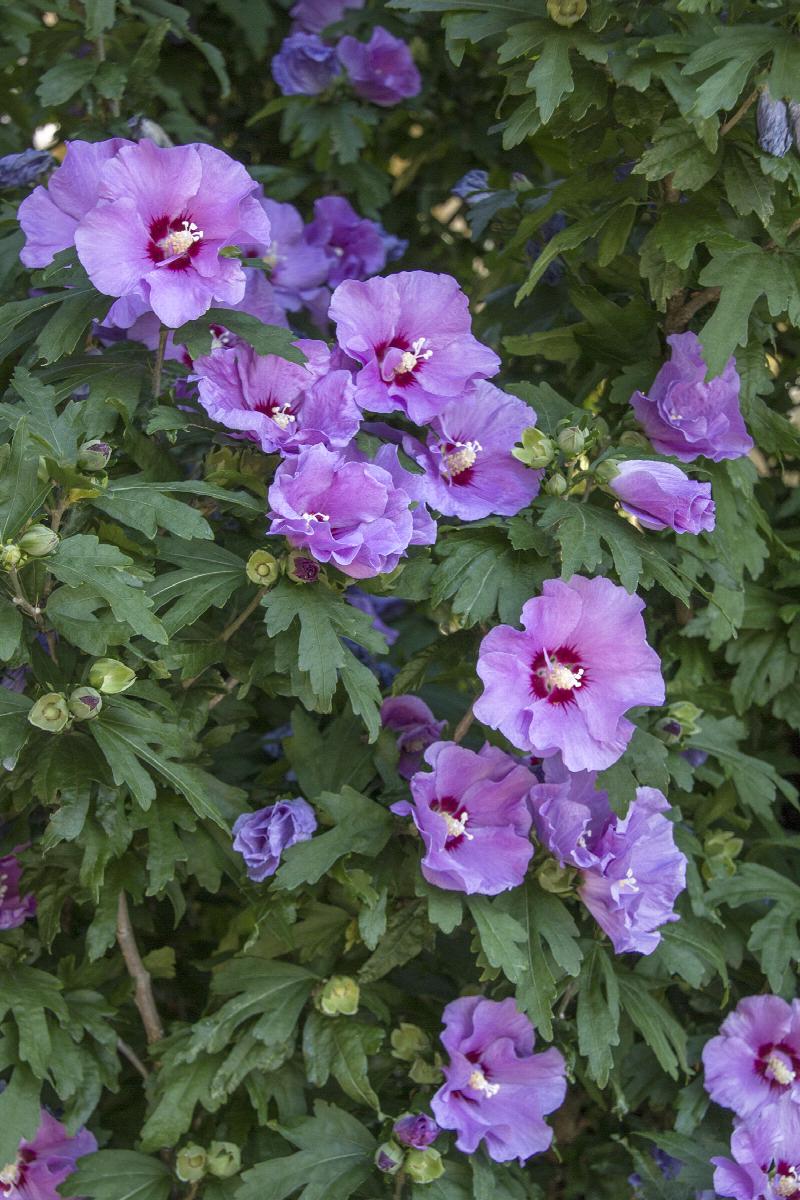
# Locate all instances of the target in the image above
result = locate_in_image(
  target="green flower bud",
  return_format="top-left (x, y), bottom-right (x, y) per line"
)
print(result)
top-left (537, 857), bottom-right (577, 896)
top-left (88, 658), bottom-right (136, 694)
top-left (18, 525), bottom-right (59, 557)
top-left (511, 427), bottom-right (555, 469)
top-left (28, 692), bottom-right (70, 733)
top-left (176, 1144), bottom-right (207, 1183)
top-left (246, 549), bottom-right (279, 587)
top-left (546, 0), bottom-right (587, 25)
top-left (593, 458), bottom-right (621, 484)
top-left (557, 426), bottom-right (585, 457)
top-left (409, 1057), bottom-right (443, 1085)
top-left (286, 551), bottom-right (326, 585)
top-left (77, 439), bottom-right (112, 472)
top-left (544, 472), bottom-right (568, 496)
top-left (404, 1148), bottom-right (444, 1185)
top-left (68, 686), bottom-right (103, 721)
top-left (319, 975), bottom-right (360, 1016)
top-left (702, 830), bottom-right (744, 882)
top-left (391, 1023), bottom-right (430, 1062)
top-left (0, 543), bottom-right (23, 571)
top-left (667, 701), bottom-right (703, 736)
top-left (375, 1142), bottom-right (404, 1175)
top-left (206, 1141), bottom-right (241, 1178)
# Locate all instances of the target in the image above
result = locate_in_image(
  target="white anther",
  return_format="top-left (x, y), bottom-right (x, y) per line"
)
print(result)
top-left (468, 1068), bottom-right (500, 1098)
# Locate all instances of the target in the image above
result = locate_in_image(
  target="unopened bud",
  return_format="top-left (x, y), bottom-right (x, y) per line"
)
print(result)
top-left (557, 426), bottom-right (585, 457)
top-left (593, 458), bottom-right (621, 484)
top-left (404, 1148), bottom-right (445, 1185)
top-left (286, 551), bottom-right (325, 585)
top-left (88, 657), bottom-right (136, 694)
top-left (391, 1023), bottom-right (430, 1062)
top-left (661, 700), bottom-right (702, 742)
top-left (757, 90), bottom-right (793, 158)
top-left (77, 439), bottom-right (112, 472)
top-left (537, 858), bottom-right (577, 896)
top-left (0, 544), bottom-right (23, 571)
top-left (206, 1141), bottom-right (241, 1179)
top-left (246, 549), bottom-right (279, 587)
top-left (176, 1144), bottom-right (207, 1183)
top-left (18, 525), bottom-right (59, 557)
top-left (544, 472), bottom-right (567, 496)
top-left (546, 0), bottom-right (586, 23)
top-left (319, 975), bottom-right (360, 1016)
top-left (28, 692), bottom-right (70, 733)
top-left (375, 1142), bottom-right (404, 1175)
top-left (511, 427), bottom-right (554, 469)
top-left (68, 686), bottom-right (102, 720)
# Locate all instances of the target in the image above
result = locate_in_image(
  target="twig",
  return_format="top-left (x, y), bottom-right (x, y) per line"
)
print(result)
top-left (664, 286), bottom-right (721, 334)
top-left (116, 1036), bottom-right (150, 1080)
top-left (452, 704), bottom-right (475, 744)
top-left (720, 88), bottom-right (758, 136)
top-left (116, 891), bottom-right (164, 1046)
top-left (184, 1183), bottom-right (200, 1200)
top-left (152, 327), bottom-right (169, 402)
top-left (392, 1169), bottom-right (406, 1200)
top-left (7, 571), bottom-right (43, 622)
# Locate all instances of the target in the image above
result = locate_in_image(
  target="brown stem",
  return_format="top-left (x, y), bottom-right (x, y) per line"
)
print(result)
top-left (152, 327), bottom-right (168, 402)
top-left (664, 286), bottom-right (721, 334)
top-left (392, 1169), bottom-right (406, 1200)
top-left (116, 891), bottom-right (164, 1046)
top-left (116, 1036), bottom-right (150, 1080)
top-left (720, 88), bottom-right (758, 136)
top-left (7, 571), bottom-right (43, 622)
top-left (184, 1183), bottom-right (200, 1200)
top-left (452, 704), bottom-right (475, 744)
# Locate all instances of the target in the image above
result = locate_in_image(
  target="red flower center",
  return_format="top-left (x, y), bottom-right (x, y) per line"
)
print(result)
top-left (148, 213), bottom-right (204, 271)
top-left (530, 644), bottom-right (586, 705)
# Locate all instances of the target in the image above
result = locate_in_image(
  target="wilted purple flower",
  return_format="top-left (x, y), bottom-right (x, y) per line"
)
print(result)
top-left (268, 443), bottom-right (420, 579)
top-left (0, 149), bottom-right (53, 191)
top-left (232, 798), bottom-right (317, 881)
top-left (337, 26), bottom-right (421, 107)
top-left (381, 696), bottom-right (446, 778)
top-left (306, 195), bottom-right (388, 288)
top-left (702, 995), bottom-right (800, 1133)
top-left (392, 741), bottom-right (535, 894)
top-left (0, 849), bottom-right (36, 930)
top-left (452, 169), bottom-right (491, 204)
top-left (256, 199), bottom-right (329, 314)
top-left (18, 137), bottom-right (132, 267)
top-left (712, 1116), bottom-right (800, 1200)
top-left (530, 759), bottom-right (686, 954)
top-left (329, 271), bottom-right (500, 424)
top-left (74, 140), bottom-right (271, 328)
top-left (191, 341), bottom-right (360, 455)
top-left (1, 666), bottom-right (29, 694)
top-left (346, 589), bottom-right (403, 645)
top-left (393, 1114), bottom-right (439, 1149)
top-left (757, 90), bottom-right (793, 157)
top-left (682, 748), bottom-right (708, 767)
top-left (474, 575), bottom-right (665, 773)
top-left (630, 333), bottom-right (753, 463)
top-left (0, 1108), bottom-right (97, 1199)
top-left (431, 996), bottom-right (566, 1164)
top-left (272, 33), bottom-right (341, 95)
top-left (290, 0), bottom-right (364, 33)
top-left (607, 459), bottom-right (715, 534)
top-left (404, 381), bottom-right (541, 520)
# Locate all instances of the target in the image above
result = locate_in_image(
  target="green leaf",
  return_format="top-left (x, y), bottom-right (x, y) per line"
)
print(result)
top-left (431, 528), bottom-right (543, 626)
top-left (9, 368), bottom-right (79, 465)
top-left (529, 34), bottom-right (574, 124)
top-left (186, 958), bottom-right (316, 1054)
top-left (617, 975), bottom-right (688, 1079)
top-left (504, 883), bottom-right (583, 1041)
top-left (61, 1150), bottom-right (172, 1200)
top-left (49, 535), bottom-right (167, 644)
top-left (173, 309), bottom-right (306, 362)
top-left (358, 901), bottom-right (429, 983)
top-left (0, 601), bottom-right (22, 660)
top-left (467, 896), bottom-right (527, 984)
top-left (148, 539), bottom-right (246, 635)
top-left (0, 421), bottom-right (52, 542)
top-left (139, 1053), bottom-right (224, 1152)
top-left (275, 787), bottom-right (392, 890)
top-left (576, 944), bottom-right (619, 1086)
top-left (90, 477), bottom-right (213, 540)
top-left (633, 119), bottom-right (721, 191)
top-left (83, 0), bottom-right (117, 36)
top-left (0, 1065), bottom-right (40, 1166)
top-left (724, 148), bottom-right (775, 224)
top-left (46, 586), bottom-right (128, 656)
top-left (35, 284), bottom-right (109, 365)
top-left (37, 59), bottom-right (98, 106)
top-left (303, 1012), bottom-right (382, 1110)
top-left (0, 688), bottom-right (32, 762)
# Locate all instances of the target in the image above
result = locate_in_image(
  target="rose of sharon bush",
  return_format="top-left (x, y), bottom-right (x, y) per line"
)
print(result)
top-left (607, 459), bottom-right (715, 534)
top-left (432, 996), bottom-right (566, 1163)
top-left (232, 799), bottom-right (317, 880)
top-left (336, 27), bottom-right (421, 107)
top-left (0, 1110), bottom-right (96, 1200)
top-left (74, 140), bottom-right (270, 327)
top-left (530, 759), bottom-right (687, 953)
top-left (392, 741), bottom-right (535, 894)
top-left (474, 575), bottom-right (665, 771)
top-left (329, 270), bottom-right (500, 423)
top-left (630, 333), bottom-right (753, 462)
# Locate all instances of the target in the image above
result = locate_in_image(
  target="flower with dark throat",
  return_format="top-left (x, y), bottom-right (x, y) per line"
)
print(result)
top-left (0, 1109), bottom-right (97, 1200)
top-left (474, 575), bottom-right (664, 772)
top-left (0, 850), bottom-right (36, 931)
top-left (712, 1115), bottom-right (800, 1199)
top-left (380, 695), bottom-right (446, 778)
top-left (431, 996), bottom-right (566, 1163)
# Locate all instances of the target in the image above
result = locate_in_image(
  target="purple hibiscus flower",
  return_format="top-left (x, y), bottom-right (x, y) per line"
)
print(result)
top-left (191, 340), bottom-right (360, 454)
top-left (329, 270), bottom-right (500, 424)
top-left (757, 90), bottom-right (793, 158)
top-left (452, 169), bottom-right (492, 204)
top-left (393, 1114), bottom-right (439, 1149)
top-left (18, 137), bottom-right (132, 268)
top-left (336, 26), bottom-right (421, 107)
top-left (0, 849), bottom-right (36, 930)
top-left (530, 758), bottom-right (686, 954)
top-left (232, 798), bottom-right (317, 881)
top-left (272, 32), bottom-right (341, 96)
top-left (380, 695), bottom-right (446, 778)
top-left (713, 1116), bottom-right (800, 1200)
top-left (431, 996), bottom-right (566, 1164)
top-left (254, 199), bottom-right (330, 315)
top-left (630, 333), bottom-right (753, 463)
top-left (290, 0), bottom-right (364, 32)
top-left (702, 995), bottom-right (800, 1135)
top-left (306, 195), bottom-right (388, 289)
top-left (607, 459), bottom-right (715, 534)
top-left (73, 140), bottom-right (271, 329)
top-left (392, 741), bottom-right (535, 895)
top-left (268, 443), bottom-right (423, 579)
top-left (0, 1109), bottom-right (97, 1199)
top-left (474, 575), bottom-right (665, 773)
top-left (404, 381), bottom-right (541, 520)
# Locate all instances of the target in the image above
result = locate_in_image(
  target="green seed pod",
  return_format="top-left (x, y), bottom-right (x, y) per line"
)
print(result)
top-left (511, 427), bottom-right (555, 469)
top-left (18, 525), bottom-right (59, 557)
top-left (537, 857), bottom-right (578, 896)
top-left (404, 1148), bottom-right (445, 1185)
top-left (391, 1023), bottom-right (430, 1062)
top-left (28, 692), bottom-right (70, 733)
top-left (77, 439), bottom-right (112, 472)
top-left (557, 426), bottom-right (586, 457)
top-left (206, 1141), bottom-right (241, 1178)
top-left (88, 658), bottom-right (136, 694)
top-left (0, 543), bottom-right (23, 571)
top-left (246, 549), bottom-right (280, 587)
top-left (375, 1142), bottom-right (404, 1175)
top-left (318, 975), bottom-right (360, 1016)
top-left (546, 0), bottom-right (587, 26)
top-left (176, 1144), bottom-right (207, 1183)
top-left (544, 472), bottom-right (568, 496)
top-left (68, 686), bottom-right (103, 721)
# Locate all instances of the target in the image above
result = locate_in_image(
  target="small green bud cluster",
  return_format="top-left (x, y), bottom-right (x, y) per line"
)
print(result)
top-left (28, 660), bottom-right (137, 735)
top-left (1, 525), bottom-right (59, 571)
top-left (374, 1143), bottom-right (444, 1184)
top-left (318, 975), bottom-right (360, 1016)
top-left (176, 1141), bottom-right (240, 1183)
